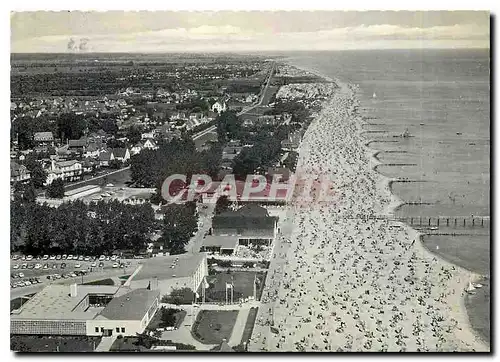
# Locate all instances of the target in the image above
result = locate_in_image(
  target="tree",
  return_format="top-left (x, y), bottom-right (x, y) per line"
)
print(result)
top-left (162, 288), bottom-right (195, 305)
top-left (57, 113), bottom-right (86, 141)
top-left (215, 195), bottom-right (230, 215)
top-left (160, 202), bottom-right (198, 255)
top-left (127, 126), bottom-right (142, 144)
top-left (109, 159), bottom-right (122, 170)
top-left (46, 179), bottom-right (65, 198)
top-left (160, 307), bottom-right (177, 327)
top-left (24, 158), bottom-right (47, 188)
top-left (216, 111), bottom-right (240, 142)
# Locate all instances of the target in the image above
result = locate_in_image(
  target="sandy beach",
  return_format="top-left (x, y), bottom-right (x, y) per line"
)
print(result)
top-left (250, 80), bottom-right (488, 352)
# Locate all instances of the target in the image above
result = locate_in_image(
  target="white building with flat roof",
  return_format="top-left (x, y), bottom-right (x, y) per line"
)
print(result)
top-left (127, 253), bottom-right (208, 296)
top-left (11, 284), bottom-right (159, 337)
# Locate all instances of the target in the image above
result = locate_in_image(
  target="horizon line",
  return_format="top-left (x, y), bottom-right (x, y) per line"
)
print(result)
top-left (11, 47), bottom-right (490, 55)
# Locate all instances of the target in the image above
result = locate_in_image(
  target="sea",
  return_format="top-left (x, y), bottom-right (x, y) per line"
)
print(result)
top-left (285, 48), bottom-right (490, 344)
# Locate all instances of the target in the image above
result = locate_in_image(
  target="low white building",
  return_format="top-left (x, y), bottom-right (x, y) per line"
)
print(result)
top-left (11, 284), bottom-right (160, 337)
top-left (127, 253), bottom-right (208, 297)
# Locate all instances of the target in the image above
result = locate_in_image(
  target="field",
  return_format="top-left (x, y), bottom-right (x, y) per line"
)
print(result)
top-left (191, 310), bottom-right (238, 344)
top-left (11, 335), bottom-right (101, 352)
top-left (205, 271), bottom-right (266, 303)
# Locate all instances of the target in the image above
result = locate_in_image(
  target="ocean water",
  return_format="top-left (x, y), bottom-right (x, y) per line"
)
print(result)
top-left (285, 48), bottom-right (490, 344)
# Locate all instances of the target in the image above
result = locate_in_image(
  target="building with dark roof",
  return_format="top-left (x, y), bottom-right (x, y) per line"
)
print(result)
top-left (202, 205), bottom-right (278, 255)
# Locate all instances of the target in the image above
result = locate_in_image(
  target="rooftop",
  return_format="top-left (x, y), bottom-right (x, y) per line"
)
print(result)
top-left (202, 235), bottom-right (239, 250)
top-left (11, 284), bottom-right (120, 320)
top-left (64, 184), bottom-right (101, 197)
top-left (97, 288), bottom-right (160, 321)
top-left (131, 253), bottom-right (207, 282)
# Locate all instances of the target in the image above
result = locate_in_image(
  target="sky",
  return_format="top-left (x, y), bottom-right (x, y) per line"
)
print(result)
top-left (10, 11), bottom-right (490, 53)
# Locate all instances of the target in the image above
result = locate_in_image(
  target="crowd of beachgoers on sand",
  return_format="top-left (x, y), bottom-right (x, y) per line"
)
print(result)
top-left (249, 75), bottom-right (488, 352)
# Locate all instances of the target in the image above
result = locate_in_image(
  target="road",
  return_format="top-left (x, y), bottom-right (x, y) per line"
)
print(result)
top-left (185, 203), bottom-right (215, 253)
top-left (191, 61), bottom-right (276, 142)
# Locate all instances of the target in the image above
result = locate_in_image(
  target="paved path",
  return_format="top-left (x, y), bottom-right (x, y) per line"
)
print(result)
top-left (185, 203), bottom-right (215, 253)
top-left (249, 207), bottom-right (295, 351)
top-left (228, 308), bottom-right (251, 347)
top-left (94, 336), bottom-right (117, 352)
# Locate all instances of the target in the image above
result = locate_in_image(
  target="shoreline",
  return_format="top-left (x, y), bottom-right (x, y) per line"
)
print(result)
top-left (250, 66), bottom-right (488, 351)
top-left (296, 62), bottom-right (489, 348)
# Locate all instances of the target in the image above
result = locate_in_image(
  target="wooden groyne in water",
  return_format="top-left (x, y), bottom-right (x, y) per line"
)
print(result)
top-left (398, 215), bottom-right (490, 229)
top-left (344, 215), bottom-right (490, 230)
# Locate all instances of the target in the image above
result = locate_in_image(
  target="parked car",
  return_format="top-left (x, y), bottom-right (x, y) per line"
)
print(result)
top-left (78, 256), bottom-right (84, 261)
top-left (70, 273), bottom-right (77, 277)
top-left (50, 255), bottom-right (56, 260)
top-left (28, 264), bottom-right (35, 269)
top-left (34, 264), bottom-right (42, 269)
top-left (111, 255), bottom-right (117, 261)
top-left (84, 256), bottom-right (91, 261)
top-left (99, 255), bottom-right (106, 261)
top-left (74, 264), bottom-right (81, 268)
top-left (26, 255), bottom-right (33, 261)
top-left (105, 256), bottom-right (110, 261)
top-left (61, 263), bottom-right (66, 269)
top-left (91, 262), bottom-right (97, 267)
top-left (43, 264), bottom-right (49, 269)
top-left (18, 272), bottom-right (24, 278)
top-left (67, 255), bottom-right (73, 260)
top-left (98, 262), bottom-right (104, 268)
top-left (21, 263), bottom-right (27, 269)
top-left (21, 256), bottom-right (26, 261)
top-left (52, 264), bottom-right (58, 269)
top-left (62, 254), bottom-right (67, 260)
top-left (112, 263), bottom-right (119, 268)
top-left (43, 255), bottom-right (49, 260)
top-left (56, 255), bottom-right (62, 260)
top-left (13, 264), bottom-right (19, 269)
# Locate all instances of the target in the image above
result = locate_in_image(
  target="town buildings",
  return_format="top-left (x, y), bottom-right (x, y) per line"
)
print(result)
top-left (10, 162), bottom-right (31, 183)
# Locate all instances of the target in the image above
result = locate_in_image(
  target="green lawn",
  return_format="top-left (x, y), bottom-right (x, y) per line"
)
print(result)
top-left (191, 310), bottom-right (238, 344)
top-left (205, 271), bottom-right (266, 303)
top-left (11, 335), bottom-right (101, 352)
